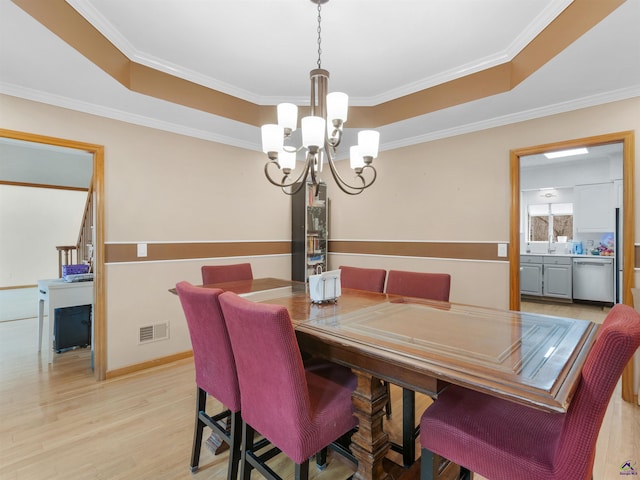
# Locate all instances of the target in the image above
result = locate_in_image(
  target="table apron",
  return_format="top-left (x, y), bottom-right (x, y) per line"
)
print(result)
top-left (296, 330), bottom-right (449, 397)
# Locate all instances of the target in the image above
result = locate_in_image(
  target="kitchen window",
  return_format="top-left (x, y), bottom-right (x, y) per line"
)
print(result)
top-left (528, 203), bottom-right (573, 242)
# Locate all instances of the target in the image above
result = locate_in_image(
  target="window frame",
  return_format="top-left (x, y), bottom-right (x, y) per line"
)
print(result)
top-left (527, 202), bottom-right (574, 243)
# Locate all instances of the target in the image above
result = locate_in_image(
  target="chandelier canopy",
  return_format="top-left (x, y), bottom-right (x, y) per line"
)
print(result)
top-left (260, 0), bottom-right (380, 196)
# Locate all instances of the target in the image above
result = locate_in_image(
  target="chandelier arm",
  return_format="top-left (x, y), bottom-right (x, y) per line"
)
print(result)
top-left (360, 164), bottom-right (377, 187)
top-left (323, 142), bottom-right (377, 195)
top-left (281, 181), bottom-right (306, 196)
top-left (325, 158), bottom-right (365, 195)
top-left (309, 152), bottom-right (318, 184)
top-left (264, 158), bottom-right (312, 194)
top-left (328, 128), bottom-right (342, 149)
top-left (283, 144), bottom-right (305, 154)
top-left (308, 165), bottom-right (320, 197)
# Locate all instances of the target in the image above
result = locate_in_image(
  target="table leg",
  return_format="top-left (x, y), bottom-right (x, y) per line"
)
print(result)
top-left (350, 370), bottom-right (391, 480)
top-left (48, 300), bottom-right (55, 364)
top-left (38, 299), bottom-right (44, 352)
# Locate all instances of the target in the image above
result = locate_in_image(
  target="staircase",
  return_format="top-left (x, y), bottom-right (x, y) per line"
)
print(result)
top-left (56, 183), bottom-right (94, 277)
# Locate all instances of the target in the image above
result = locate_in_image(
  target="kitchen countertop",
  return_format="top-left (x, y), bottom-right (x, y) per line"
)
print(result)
top-left (521, 253), bottom-right (614, 258)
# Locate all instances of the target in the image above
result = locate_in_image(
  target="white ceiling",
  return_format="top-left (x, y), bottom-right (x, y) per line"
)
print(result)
top-left (521, 142), bottom-right (623, 169)
top-left (0, 0), bottom-right (639, 164)
top-left (64, 0), bottom-right (575, 105)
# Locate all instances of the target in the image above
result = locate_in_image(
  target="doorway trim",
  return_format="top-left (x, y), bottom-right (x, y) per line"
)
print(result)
top-left (509, 130), bottom-right (635, 402)
top-left (0, 128), bottom-right (106, 381)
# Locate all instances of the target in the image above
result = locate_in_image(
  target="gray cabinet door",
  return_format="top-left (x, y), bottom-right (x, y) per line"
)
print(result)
top-left (543, 264), bottom-right (572, 299)
top-left (521, 263), bottom-right (542, 296)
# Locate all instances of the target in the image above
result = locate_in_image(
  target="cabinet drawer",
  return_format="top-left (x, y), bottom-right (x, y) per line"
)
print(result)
top-left (521, 255), bottom-right (543, 264)
top-left (543, 256), bottom-right (572, 265)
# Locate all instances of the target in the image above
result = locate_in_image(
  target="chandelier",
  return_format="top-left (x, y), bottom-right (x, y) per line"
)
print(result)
top-left (260, 0), bottom-right (380, 196)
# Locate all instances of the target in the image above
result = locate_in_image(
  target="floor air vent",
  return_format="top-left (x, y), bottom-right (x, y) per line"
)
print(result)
top-left (139, 323), bottom-right (169, 344)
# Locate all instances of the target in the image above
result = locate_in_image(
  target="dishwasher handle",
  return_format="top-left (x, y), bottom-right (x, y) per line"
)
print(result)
top-left (574, 260), bottom-right (610, 267)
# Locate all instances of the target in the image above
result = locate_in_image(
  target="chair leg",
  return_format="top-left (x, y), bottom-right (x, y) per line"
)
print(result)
top-left (227, 411), bottom-right (242, 480)
top-left (190, 387), bottom-right (207, 472)
top-left (240, 422), bottom-right (255, 480)
top-left (383, 381), bottom-right (392, 417)
top-left (420, 447), bottom-right (436, 480)
top-left (401, 388), bottom-right (416, 467)
top-left (295, 459), bottom-right (310, 480)
top-left (316, 447), bottom-right (327, 470)
top-left (461, 467), bottom-right (473, 479)
top-left (421, 447), bottom-right (472, 480)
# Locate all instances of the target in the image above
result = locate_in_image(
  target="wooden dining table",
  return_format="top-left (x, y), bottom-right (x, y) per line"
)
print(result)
top-left (181, 278), bottom-right (599, 480)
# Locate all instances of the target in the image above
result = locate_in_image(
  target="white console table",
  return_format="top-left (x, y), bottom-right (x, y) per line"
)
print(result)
top-left (37, 278), bottom-right (94, 364)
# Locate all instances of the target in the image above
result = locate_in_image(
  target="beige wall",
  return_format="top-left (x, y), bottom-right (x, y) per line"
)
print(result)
top-left (0, 94), bottom-right (292, 371)
top-left (1, 94), bottom-right (639, 386)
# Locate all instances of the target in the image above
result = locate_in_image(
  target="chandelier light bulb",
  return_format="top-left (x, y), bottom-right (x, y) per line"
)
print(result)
top-left (261, 124), bottom-right (284, 154)
top-left (277, 103), bottom-right (298, 133)
top-left (301, 116), bottom-right (326, 149)
top-left (326, 92), bottom-right (348, 124)
top-left (357, 130), bottom-right (380, 159)
top-left (278, 149), bottom-right (296, 170)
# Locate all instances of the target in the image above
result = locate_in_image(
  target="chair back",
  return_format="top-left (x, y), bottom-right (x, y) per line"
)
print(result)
top-left (386, 270), bottom-right (451, 301)
top-left (555, 303), bottom-right (640, 478)
top-left (201, 263), bottom-right (253, 285)
top-left (219, 292), bottom-right (311, 442)
top-left (339, 265), bottom-right (386, 292)
top-left (175, 281), bottom-right (241, 412)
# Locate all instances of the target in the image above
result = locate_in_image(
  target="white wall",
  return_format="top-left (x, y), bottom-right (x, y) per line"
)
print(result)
top-left (0, 184), bottom-right (86, 287)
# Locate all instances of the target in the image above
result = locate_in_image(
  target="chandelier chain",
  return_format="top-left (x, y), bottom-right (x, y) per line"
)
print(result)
top-left (316, 3), bottom-right (322, 69)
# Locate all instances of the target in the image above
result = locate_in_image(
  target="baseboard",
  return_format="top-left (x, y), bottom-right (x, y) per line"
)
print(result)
top-left (521, 295), bottom-right (573, 304)
top-left (105, 350), bottom-right (193, 379)
top-left (0, 284), bottom-right (37, 291)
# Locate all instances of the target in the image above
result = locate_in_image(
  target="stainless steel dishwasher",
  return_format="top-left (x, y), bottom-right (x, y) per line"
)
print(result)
top-left (572, 257), bottom-right (614, 303)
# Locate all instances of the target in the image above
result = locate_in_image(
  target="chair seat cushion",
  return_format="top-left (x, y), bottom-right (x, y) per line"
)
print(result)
top-left (421, 385), bottom-right (566, 480)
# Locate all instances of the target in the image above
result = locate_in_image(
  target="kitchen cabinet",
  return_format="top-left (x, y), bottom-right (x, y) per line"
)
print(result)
top-left (520, 255), bottom-right (572, 300)
top-left (543, 256), bottom-right (572, 299)
top-left (574, 183), bottom-right (614, 232)
top-left (520, 255), bottom-right (543, 296)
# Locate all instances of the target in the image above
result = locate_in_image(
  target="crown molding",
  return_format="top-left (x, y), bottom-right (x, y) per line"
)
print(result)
top-left (3, 82), bottom-right (638, 157)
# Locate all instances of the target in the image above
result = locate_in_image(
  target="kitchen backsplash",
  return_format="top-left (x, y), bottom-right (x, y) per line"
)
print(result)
top-left (524, 232), bottom-right (614, 255)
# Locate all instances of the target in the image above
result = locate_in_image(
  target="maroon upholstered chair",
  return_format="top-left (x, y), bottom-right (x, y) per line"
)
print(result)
top-left (201, 263), bottom-right (253, 285)
top-left (419, 303), bottom-right (640, 480)
top-left (339, 265), bottom-right (386, 292)
top-left (219, 291), bottom-right (358, 480)
top-left (175, 281), bottom-right (242, 479)
top-left (384, 270), bottom-right (451, 466)
top-left (386, 270), bottom-right (451, 302)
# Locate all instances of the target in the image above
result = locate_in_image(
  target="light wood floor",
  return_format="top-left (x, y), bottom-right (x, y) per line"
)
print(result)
top-left (1, 302), bottom-right (638, 480)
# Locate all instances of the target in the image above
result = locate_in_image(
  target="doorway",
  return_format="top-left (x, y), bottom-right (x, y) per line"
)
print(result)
top-left (509, 130), bottom-right (635, 402)
top-left (0, 128), bottom-right (105, 381)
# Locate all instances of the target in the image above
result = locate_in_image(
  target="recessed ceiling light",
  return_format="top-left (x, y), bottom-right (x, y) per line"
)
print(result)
top-left (544, 147), bottom-right (588, 159)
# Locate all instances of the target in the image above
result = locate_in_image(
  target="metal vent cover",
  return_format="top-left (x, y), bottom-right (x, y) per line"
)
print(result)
top-left (139, 323), bottom-right (169, 344)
